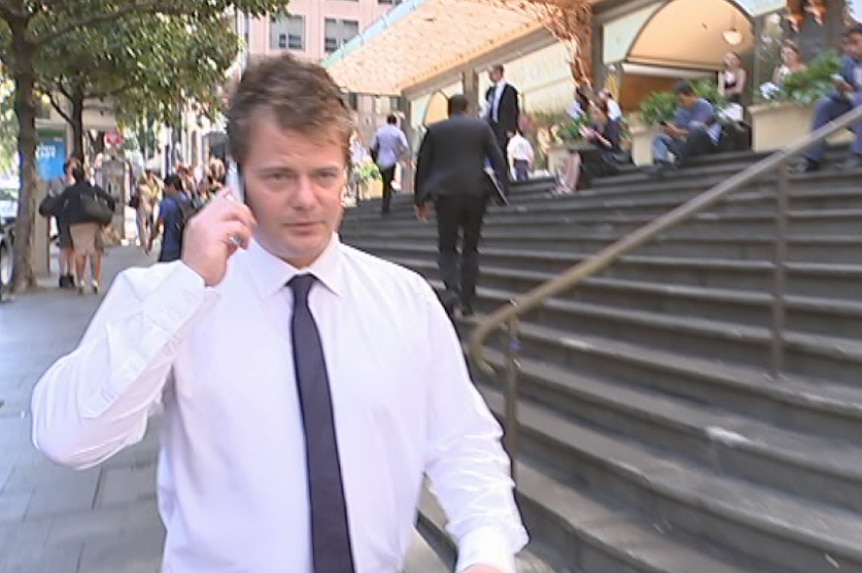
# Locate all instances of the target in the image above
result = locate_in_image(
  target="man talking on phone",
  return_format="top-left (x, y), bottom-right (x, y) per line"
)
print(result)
top-left (30, 55), bottom-right (527, 573)
top-left (797, 23), bottom-right (862, 172)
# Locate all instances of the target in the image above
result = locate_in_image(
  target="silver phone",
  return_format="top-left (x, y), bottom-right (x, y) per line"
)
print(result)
top-left (226, 161), bottom-right (245, 203)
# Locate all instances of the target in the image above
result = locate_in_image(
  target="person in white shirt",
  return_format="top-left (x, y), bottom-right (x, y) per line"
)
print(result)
top-left (506, 130), bottom-right (534, 182)
top-left (370, 115), bottom-right (409, 215)
top-left (31, 54), bottom-right (527, 573)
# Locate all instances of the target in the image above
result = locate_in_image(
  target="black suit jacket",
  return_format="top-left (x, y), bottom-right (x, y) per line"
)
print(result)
top-left (414, 114), bottom-right (508, 206)
top-left (485, 83), bottom-right (520, 136)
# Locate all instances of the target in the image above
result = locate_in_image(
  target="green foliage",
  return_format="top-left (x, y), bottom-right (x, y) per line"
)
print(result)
top-left (556, 113), bottom-right (591, 143)
top-left (637, 79), bottom-right (730, 126)
top-left (353, 161), bottom-right (381, 185)
top-left (761, 52), bottom-right (843, 106)
top-left (0, 80), bottom-right (16, 175)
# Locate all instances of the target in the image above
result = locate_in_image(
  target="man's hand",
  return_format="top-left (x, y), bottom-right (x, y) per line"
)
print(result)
top-left (415, 203), bottom-right (430, 222)
top-left (181, 188), bottom-right (256, 287)
top-left (463, 566), bottom-right (506, 573)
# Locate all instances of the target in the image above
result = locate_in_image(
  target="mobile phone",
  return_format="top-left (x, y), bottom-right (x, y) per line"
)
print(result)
top-left (832, 73), bottom-right (848, 83)
top-left (226, 161), bottom-right (245, 203)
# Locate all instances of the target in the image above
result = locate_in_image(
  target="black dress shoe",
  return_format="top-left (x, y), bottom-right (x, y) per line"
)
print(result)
top-left (842, 154), bottom-right (862, 170)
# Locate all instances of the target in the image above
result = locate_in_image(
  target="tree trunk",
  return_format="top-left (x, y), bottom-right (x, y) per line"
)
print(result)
top-left (11, 25), bottom-right (39, 292)
top-left (70, 87), bottom-right (85, 160)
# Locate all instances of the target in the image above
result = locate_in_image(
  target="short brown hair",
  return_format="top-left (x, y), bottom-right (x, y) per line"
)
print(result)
top-left (227, 54), bottom-right (354, 167)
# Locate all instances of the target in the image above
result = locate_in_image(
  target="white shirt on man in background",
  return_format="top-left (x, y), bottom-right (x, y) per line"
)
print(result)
top-left (507, 133), bottom-right (534, 176)
top-left (370, 124), bottom-right (409, 170)
top-left (30, 234), bottom-right (528, 573)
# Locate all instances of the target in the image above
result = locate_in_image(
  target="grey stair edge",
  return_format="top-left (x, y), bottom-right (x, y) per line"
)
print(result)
top-left (513, 461), bottom-right (753, 573)
top-left (404, 529), bottom-right (451, 573)
top-left (477, 345), bottom-right (862, 484)
top-left (343, 229), bottom-right (862, 246)
top-left (478, 385), bottom-right (862, 561)
top-left (347, 240), bottom-right (862, 278)
top-left (399, 265), bottom-right (862, 368)
top-left (381, 253), bottom-right (862, 319)
top-left (416, 485), bottom-right (560, 572)
top-left (440, 281), bottom-right (862, 421)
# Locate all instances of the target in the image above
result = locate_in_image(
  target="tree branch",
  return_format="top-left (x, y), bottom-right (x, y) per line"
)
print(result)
top-left (44, 91), bottom-right (72, 125)
top-left (34, 1), bottom-right (215, 47)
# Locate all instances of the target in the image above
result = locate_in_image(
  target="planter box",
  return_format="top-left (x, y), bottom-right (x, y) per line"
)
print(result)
top-left (750, 101), bottom-right (854, 152)
top-left (630, 123), bottom-right (660, 166)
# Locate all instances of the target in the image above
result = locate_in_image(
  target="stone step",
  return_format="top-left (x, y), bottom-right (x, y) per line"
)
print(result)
top-left (346, 242), bottom-right (862, 302)
top-left (451, 273), bottom-right (862, 385)
top-left (513, 461), bottom-right (754, 573)
top-left (345, 181), bottom-right (862, 225)
top-left (476, 345), bottom-right (862, 513)
top-left (346, 232), bottom-right (862, 264)
top-left (384, 255), bottom-right (862, 339)
top-left (459, 303), bottom-right (862, 445)
top-left (344, 206), bottom-right (862, 237)
top-left (477, 384), bottom-right (862, 573)
top-left (416, 484), bottom-right (561, 572)
top-left (404, 528), bottom-right (451, 572)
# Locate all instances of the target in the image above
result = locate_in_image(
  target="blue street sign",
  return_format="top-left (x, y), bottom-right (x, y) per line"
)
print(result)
top-left (35, 133), bottom-right (66, 181)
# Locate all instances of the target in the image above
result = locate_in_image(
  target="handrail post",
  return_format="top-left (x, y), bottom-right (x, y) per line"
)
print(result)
top-left (770, 161), bottom-right (789, 381)
top-left (503, 316), bottom-right (521, 483)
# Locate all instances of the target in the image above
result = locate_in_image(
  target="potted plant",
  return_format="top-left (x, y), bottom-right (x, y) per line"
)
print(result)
top-left (350, 161), bottom-right (382, 202)
top-left (749, 52), bottom-right (851, 151)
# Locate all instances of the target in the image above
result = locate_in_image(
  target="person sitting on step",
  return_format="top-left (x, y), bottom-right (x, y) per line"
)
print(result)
top-left (648, 81), bottom-right (720, 177)
top-left (795, 23), bottom-right (862, 173)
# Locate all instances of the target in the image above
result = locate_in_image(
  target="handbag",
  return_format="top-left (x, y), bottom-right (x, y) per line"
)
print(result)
top-left (38, 194), bottom-right (60, 217)
top-left (80, 192), bottom-right (114, 226)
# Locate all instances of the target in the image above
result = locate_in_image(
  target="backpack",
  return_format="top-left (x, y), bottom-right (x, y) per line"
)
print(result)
top-left (167, 195), bottom-right (200, 252)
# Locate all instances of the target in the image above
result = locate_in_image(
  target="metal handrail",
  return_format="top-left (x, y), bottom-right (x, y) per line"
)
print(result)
top-left (468, 104), bottom-right (862, 470)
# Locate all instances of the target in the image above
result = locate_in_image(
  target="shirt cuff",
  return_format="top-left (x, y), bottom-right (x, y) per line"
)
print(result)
top-left (455, 525), bottom-right (517, 573)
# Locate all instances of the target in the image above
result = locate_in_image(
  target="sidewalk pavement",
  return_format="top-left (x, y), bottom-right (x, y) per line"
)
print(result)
top-left (0, 246), bottom-right (446, 572)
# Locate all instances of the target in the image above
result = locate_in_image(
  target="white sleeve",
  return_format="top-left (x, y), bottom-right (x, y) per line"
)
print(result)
top-left (418, 285), bottom-right (528, 572)
top-left (31, 262), bottom-right (215, 469)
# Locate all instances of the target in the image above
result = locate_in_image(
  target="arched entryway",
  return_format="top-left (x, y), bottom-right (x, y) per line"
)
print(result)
top-left (609, 0), bottom-right (758, 111)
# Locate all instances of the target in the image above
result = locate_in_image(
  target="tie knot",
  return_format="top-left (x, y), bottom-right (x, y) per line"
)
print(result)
top-left (289, 274), bottom-right (317, 304)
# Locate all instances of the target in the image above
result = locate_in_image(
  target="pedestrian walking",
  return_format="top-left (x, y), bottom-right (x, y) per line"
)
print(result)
top-left (31, 54), bottom-right (527, 573)
top-left (370, 114), bottom-right (409, 215)
top-left (148, 174), bottom-right (194, 263)
top-left (415, 94), bottom-right (508, 317)
top-left (56, 161), bottom-right (116, 295)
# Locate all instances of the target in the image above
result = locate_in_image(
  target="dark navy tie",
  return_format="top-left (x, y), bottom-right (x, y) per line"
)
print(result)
top-left (289, 274), bottom-right (355, 573)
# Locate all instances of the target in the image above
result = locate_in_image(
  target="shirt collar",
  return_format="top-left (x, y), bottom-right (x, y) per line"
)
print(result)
top-left (244, 233), bottom-right (344, 299)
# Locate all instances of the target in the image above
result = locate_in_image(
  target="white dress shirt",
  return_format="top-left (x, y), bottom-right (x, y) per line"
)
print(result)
top-left (491, 81), bottom-right (507, 123)
top-left (31, 235), bottom-right (528, 573)
top-left (506, 135), bottom-right (534, 163)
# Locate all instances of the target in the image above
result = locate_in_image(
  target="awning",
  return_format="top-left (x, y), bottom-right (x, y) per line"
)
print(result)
top-left (323, 0), bottom-right (544, 95)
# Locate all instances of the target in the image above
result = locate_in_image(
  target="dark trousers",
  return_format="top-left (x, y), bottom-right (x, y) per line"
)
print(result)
top-left (380, 165), bottom-right (396, 214)
top-left (805, 94), bottom-right (862, 162)
top-left (490, 122), bottom-right (510, 166)
top-left (513, 159), bottom-right (530, 181)
top-left (434, 195), bottom-right (486, 306)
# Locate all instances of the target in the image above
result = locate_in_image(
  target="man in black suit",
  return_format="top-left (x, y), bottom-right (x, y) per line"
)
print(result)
top-left (484, 64), bottom-right (520, 159)
top-left (415, 94), bottom-right (508, 318)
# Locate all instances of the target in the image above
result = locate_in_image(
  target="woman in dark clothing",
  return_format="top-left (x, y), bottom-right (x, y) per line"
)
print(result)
top-left (580, 100), bottom-right (622, 183)
top-left (556, 101), bottom-right (622, 192)
top-left (58, 163), bottom-right (116, 295)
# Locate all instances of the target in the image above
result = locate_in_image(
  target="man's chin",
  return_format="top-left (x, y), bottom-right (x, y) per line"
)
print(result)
top-left (256, 229), bottom-right (331, 268)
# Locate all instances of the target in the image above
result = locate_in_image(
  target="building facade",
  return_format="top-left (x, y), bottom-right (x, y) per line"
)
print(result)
top-left (242, 2), bottom-right (405, 145)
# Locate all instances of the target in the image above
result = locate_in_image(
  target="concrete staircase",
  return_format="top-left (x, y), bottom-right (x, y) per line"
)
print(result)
top-left (340, 151), bottom-right (862, 573)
